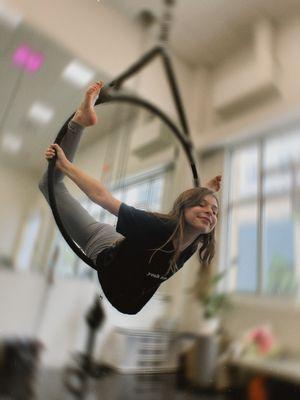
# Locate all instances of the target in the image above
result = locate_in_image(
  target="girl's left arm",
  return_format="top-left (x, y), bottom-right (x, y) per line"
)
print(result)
top-left (205, 175), bottom-right (222, 192)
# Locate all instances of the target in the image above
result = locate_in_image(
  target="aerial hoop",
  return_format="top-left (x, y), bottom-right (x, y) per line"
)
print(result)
top-left (47, 46), bottom-right (200, 269)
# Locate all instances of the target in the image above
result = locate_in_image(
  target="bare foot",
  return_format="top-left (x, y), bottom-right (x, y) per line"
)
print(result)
top-left (205, 175), bottom-right (222, 192)
top-left (72, 81), bottom-right (103, 127)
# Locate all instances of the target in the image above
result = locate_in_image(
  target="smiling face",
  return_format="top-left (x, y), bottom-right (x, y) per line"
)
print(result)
top-left (183, 194), bottom-right (218, 234)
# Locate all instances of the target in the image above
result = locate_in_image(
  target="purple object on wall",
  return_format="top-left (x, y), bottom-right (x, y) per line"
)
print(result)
top-left (13, 43), bottom-right (44, 73)
top-left (13, 43), bottom-right (30, 66)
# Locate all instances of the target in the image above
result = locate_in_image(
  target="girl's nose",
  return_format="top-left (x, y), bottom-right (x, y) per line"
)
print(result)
top-left (206, 208), bottom-right (215, 219)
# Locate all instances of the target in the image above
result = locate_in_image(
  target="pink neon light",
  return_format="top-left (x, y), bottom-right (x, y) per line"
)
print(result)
top-left (26, 52), bottom-right (44, 73)
top-left (13, 44), bottom-right (30, 67)
top-left (12, 43), bottom-right (44, 73)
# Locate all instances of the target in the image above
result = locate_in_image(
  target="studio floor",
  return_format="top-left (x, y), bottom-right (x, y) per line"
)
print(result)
top-left (5, 369), bottom-right (231, 400)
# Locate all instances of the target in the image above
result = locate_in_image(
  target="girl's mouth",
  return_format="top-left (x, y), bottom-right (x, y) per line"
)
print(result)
top-left (199, 216), bottom-right (211, 225)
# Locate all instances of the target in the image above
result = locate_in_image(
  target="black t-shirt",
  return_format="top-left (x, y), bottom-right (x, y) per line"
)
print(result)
top-left (96, 203), bottom-right (197, 315)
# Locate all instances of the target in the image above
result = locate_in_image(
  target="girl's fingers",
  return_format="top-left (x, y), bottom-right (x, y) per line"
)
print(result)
top-left (45, 145), bottom-right (56, 159)
top-left (46, 144), bottom-right (60, 154)
top-left (44, 143), bottom-right (63, 160)
top-left (46, 145), bottom-right (55, 152)
top-left (52, 143), bottom-right (62, 153)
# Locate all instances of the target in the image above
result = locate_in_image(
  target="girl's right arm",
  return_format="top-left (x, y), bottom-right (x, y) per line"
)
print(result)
top-left (65, 163), bottom-right (121, 216)
top-left (45, 143), bottom-right (121, 216)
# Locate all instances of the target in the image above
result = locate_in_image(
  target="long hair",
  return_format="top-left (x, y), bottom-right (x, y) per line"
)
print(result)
top-left (150, 187), bottom-right (218, 274)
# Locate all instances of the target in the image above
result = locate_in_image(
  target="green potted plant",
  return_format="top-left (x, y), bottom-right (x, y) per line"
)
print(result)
top-left (185, 269), bottom-right (231, 388)
top-left (192, 269), bottom-right (231, 334)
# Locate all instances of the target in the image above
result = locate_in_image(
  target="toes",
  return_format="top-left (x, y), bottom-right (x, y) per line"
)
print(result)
top-left (92, 81), bottom-right (103, 91)
top-left (86, 87), bottom-right (95, 95)
top-left (86, 83), bottom-right (101, 96)
top-left (94, 82), bottom-right (103, 93)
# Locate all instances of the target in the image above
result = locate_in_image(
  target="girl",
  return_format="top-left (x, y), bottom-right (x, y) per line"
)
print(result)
top-left (39, 81), bottom-right (221, 314)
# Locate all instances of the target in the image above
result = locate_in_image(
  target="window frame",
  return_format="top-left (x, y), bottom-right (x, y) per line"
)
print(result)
top-left (223, 119), bottom-right (300, 298)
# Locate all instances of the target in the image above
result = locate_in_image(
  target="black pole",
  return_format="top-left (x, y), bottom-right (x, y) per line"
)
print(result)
top-left (107, 46), bottom-right (190, 138)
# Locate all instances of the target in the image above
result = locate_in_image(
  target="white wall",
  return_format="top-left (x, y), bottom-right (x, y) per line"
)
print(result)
top-left (0, 270), bottom-right (45, 335)
top-left (0, 162), bottom-right (37, 260)
top-left (191, 16), bottom-right (300, 150)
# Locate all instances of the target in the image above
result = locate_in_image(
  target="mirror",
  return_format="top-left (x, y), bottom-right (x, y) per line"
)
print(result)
top-left (0, 4), bottom-right (199, 396)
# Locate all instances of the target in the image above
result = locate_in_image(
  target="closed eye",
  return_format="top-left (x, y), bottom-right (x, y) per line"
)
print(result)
top-left (199, 201), bottom-right (218, 215)
top-left (212, 206), bottom-right (218, 215)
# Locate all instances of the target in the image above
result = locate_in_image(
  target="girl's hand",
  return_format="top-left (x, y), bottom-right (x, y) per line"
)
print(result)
top-left (44, 143), bottom-right (70, 172)
top-left (205, 175), bottom-right (222, 192)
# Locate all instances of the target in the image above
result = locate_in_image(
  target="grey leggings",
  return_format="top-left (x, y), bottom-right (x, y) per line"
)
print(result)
top-left (38, 120), bottom-right (123, 265)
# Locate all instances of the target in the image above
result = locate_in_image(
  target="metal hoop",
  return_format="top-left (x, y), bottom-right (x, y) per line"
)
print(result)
top-left (47, 90), bottom-right (199, 269)
top-left (47, 45), bottom-right (200, 268)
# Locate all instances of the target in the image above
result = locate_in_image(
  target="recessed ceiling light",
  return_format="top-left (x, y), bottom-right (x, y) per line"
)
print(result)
top-left (0, 1), bottom-right (22, 28)
top-left (28, 102), bottom-right (54, 124)
top-left (2, 133), bottom-right (22, 154)
top-left (62, 60), bottom-right (95, 87)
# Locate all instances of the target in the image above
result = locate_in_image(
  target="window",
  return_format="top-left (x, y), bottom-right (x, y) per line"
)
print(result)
top-left (15, 211), bottom-right (42, 272)
top-left (49, 168), bottom-right (167, 279)
top-left (225, 125), bottom-right (300, 297)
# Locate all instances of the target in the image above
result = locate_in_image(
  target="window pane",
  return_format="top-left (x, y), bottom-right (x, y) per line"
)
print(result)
top-left (150, 178), bottom-right (164, 211)
top-left (54, 238), bottom-right (77, 277)
top-left (96, 176), bottom-right (165, 226)
top-left (113, 189), bottom-right (125, 202)
top-left (263, 197), bottom-right (297, 296)
top-left (77, 259), bottom-right (95, 280)
top-left (16, 211), bottom-right (41, 272)
top-left (296, 167), bottom-right (300, 188)
top-left (230, 145), bottom-right (258, 201)
top-left (264, 128), bottom-right (300, 169)
top-left (296, 168), bottom-right (300, 214)
top-left (263, 170), bottom-right (292, 196)
top-left (227, 129), bottom-right (300, 298)
top-left (228, 204), bottom-right (258, 293)
top-left (101, 210), bottom-right (117, 225)
top-left (125, 182), bottom-right (149, 208)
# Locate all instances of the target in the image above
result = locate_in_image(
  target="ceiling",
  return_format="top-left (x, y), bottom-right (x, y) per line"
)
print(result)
top-left (0, 19), bottom-right (114, 174)
top-left (109, 0), bottom-right (300, 66)
top-left (1, 0), bottom-right (300, 175)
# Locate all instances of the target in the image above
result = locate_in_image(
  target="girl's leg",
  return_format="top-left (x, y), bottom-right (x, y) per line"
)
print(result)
top-left (40, 179), bottom-right (122, 263)
top-left (39, 120), bottom-right (122, 264)
top-left (40, 119), bottom-right (84, 186)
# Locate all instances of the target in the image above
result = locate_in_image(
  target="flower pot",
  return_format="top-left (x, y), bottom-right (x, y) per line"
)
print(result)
top-left (185, 333), bottom-right (220, 388)
top-left (199, 317), bottom-right (220, 336)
